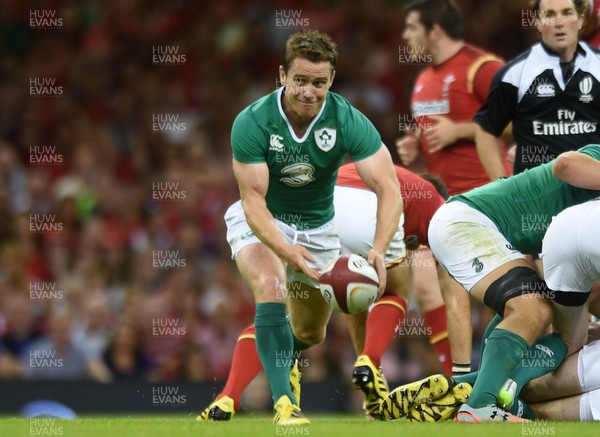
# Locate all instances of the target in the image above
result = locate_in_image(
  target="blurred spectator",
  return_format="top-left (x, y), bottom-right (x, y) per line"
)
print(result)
top-left (102, 320), bottom-right (153, 381)
top-left (23, 308), bottom-right (110, 381)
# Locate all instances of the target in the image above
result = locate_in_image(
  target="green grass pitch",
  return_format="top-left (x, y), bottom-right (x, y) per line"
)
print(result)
top-left (1, 414), bottom-right (598, 437)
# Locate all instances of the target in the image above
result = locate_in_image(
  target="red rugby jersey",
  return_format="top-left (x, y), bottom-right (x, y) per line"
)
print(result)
top-left (336, 163), bottom-right (444, 246)
top-left (410, 44), bottom-right (511, 195)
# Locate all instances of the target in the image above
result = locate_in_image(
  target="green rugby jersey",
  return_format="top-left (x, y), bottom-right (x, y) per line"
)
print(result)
top-left (450, 144), bottom-right (600, 254)
top-left (231, 87), bottom-right (381, 229)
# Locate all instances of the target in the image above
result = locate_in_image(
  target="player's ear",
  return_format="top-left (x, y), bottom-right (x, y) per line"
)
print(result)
top-left (429, 24), bottom-right (443, 42)
top-left (330, 69), bottom-right (336, 86)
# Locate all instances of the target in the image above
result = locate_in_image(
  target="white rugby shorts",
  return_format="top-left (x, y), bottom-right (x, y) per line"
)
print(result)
top-left (224, 200), bottom-right (340, 287)
top-left (542, 200), bottom-right (600, 293)
top-left (334, 185), bottom-right (406, 267)
top-left (428, 201), bottom-right (525, 291)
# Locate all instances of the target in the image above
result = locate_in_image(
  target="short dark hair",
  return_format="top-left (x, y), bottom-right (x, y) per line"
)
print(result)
top-left (420, 173), bottom-right (449, 200)
top-left (283, 30), bottom-right (338, 73)
top-left (530, 0), bottom-right (587, 16)
top-left (405, 0), bottom-right (464, 40)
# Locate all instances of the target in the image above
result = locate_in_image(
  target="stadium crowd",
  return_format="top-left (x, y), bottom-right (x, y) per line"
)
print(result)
top-left (0, 0), bottom-right (564, 409)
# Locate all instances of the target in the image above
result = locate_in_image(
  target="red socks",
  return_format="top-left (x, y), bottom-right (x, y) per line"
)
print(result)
top-left (423, 305), bottom-right (452, 375)
top-left (362, 295), bottom-right (408, 367)
top-left (218, 325), bottom-right (262, 410)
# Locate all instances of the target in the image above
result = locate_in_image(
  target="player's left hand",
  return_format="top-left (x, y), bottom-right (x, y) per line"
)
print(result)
top-left (367, 248), bottom-right (386, 297)
top-left (425, 115), bottom-right (458, 153)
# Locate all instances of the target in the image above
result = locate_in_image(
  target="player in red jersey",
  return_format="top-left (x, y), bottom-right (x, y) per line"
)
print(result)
top-left (396, 0), bottom-right (503, 376)
top-left (196, 163), bottom-right (463, 421)
top-left (396, 0), bottom-right (512, 195)
top-left (336, 163), bottom-right (472, 415)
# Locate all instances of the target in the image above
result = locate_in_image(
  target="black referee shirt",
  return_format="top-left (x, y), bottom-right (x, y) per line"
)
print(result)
top-left (474, 42), bottom-right (600, 173)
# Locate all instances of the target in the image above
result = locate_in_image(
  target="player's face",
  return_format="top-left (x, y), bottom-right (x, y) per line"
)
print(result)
top-left (537, 0), bottom-right (584, 58)
top-left (279, 58), bottom-right (334, 121)
top-left (402, 11), bottom-right (431, 55)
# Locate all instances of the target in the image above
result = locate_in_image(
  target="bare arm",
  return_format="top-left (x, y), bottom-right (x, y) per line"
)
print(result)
top-left (426, 116), bottom-right (478, 153)
top-left (476, 124), bottom-right (509, 180)
top-left (552, 151), bottom-right (600, 190)
top-left (232, 159), bottom-right (319, 280)
top-left (355, 145), bottom-right (402, 293)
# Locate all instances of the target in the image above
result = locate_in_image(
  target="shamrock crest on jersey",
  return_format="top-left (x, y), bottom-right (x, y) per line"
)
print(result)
top-left (314, 127), bottom-right (336, 152)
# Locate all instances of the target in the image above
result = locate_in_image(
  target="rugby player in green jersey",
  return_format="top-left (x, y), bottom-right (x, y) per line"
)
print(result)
top-left (220, 30), bottom-right (401, 425)
top-left (410, 145), bottom-right (600, 422)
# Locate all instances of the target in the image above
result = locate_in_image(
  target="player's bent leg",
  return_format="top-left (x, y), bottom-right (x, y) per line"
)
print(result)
top-left (521, 345), bottom-right (582, 403)
top-left (528, 395), bottom-right (583, 421)
top-left (437, 265), bottom-right (472, 375)
top-left (345, 311), bottom-right (367, 355)
top-left (411, 250), bottom-right (452, 374)
top-left (351, 265), bottom-right (409, 419)
top-left (288, 281), bottom-right (332, 347)
top-left (550, 299), bottom-right (590, 356)
top-left (465, 263), bottom-right (553, 411)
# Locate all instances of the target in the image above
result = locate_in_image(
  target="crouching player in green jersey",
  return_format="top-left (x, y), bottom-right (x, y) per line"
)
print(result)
top-left (220, 30), bottom-right (401, 426)
top-left (378, 145), bottom-right (600, 423)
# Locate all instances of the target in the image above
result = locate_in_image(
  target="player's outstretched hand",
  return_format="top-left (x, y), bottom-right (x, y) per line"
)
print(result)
top-left (367, 248), bottom-right (387, 297)
top-left (280, 243), bottom-right (320, 282)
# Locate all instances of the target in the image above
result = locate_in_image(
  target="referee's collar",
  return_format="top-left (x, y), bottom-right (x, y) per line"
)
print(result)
top-left (540, 41), bottom-right (586, 60)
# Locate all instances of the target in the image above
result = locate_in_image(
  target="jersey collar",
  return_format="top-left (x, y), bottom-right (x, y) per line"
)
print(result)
top-left (276, 86), bottom-right (327, 143)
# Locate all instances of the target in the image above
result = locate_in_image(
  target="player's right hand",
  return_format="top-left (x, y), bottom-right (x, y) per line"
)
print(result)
top-left (395, 134), bottom-right (420, 166)
top-left (280, 244), bottom-right (321, 282)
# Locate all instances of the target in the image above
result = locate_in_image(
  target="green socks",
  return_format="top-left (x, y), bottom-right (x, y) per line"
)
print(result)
top-left (254, 303), bottom-right (297, 404)
top-left (468, 328), bottom-right (529, 407)
top-left (508, 333), bottom-right (567, 397)
top-left (497, 333), bottom-right (567, 413)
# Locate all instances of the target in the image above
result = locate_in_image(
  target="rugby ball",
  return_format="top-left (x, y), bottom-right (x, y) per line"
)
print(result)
top-left (319, 254), bottom-right (380, 314)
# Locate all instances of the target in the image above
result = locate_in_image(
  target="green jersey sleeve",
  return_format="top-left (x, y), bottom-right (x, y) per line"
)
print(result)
top-left (231, 109), bottom-right (267, 164)
top-left (578, 144), bottom-right (600, 160)
top-left (342, 103), bottom-right (382, 161)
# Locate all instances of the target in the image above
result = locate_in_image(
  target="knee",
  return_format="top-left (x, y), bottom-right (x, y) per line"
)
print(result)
top-left (250, 275), bottom-right (287, 301)
top-left (292, 326), bottom-right (326, 347)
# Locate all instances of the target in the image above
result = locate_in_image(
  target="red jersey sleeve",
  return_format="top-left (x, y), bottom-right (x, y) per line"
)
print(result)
top-left (469, 56), bottom-right (504, 103)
